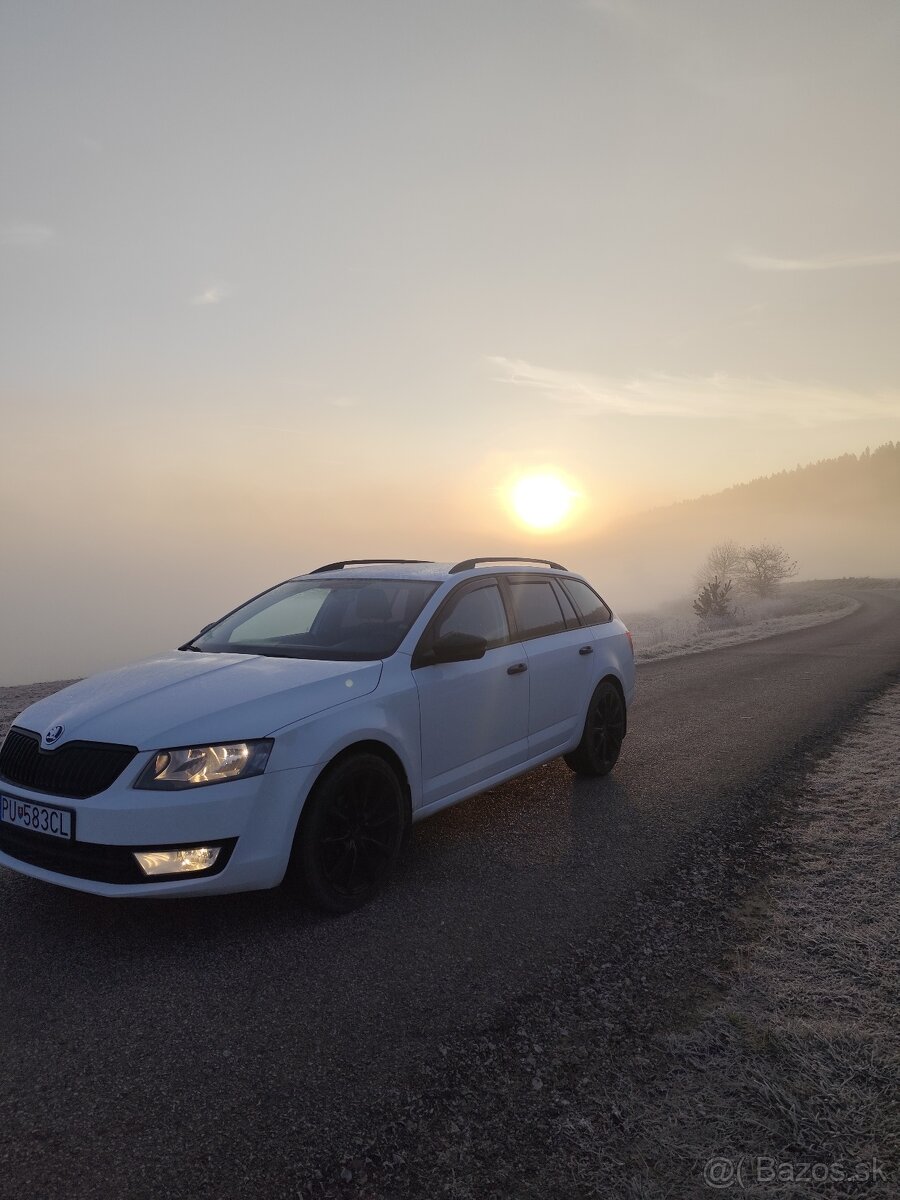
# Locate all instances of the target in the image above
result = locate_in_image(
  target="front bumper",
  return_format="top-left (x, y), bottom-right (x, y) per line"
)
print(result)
top-left (0, 761), bottom-right (320, 898)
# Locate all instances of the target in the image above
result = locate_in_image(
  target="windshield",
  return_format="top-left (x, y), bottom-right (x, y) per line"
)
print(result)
top-left (187, 578), bottom-right (439, 661)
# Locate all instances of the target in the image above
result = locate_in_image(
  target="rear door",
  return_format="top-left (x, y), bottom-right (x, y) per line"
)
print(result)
top-left (503, 574), bottom-right (598, 757)
top-left (413, 578), bottom-right (530, 807)
top-left (558, 575), bottom-right (629, 692)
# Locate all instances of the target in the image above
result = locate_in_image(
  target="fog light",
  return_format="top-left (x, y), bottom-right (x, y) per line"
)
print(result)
top-left (134, 846), bottom-right (221, 876)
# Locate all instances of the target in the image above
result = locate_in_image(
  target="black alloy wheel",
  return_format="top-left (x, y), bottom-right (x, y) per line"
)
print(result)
top-left (564, 680), bottom-right (626, 777)
top-left (292, 753), bottom-right (406, 912)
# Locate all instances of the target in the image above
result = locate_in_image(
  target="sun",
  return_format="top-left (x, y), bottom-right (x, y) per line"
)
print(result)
top-left (509, 472), bottom-right (578, 532)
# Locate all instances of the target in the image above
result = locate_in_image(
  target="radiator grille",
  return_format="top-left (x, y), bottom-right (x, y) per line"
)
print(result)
top-left (0, 728), bottom-right (138, 799)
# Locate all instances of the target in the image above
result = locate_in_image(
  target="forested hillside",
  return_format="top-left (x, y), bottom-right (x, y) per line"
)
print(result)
top-left (577, 443), bottom-right (900, 606)
top-left (681, 442), bottom-right (899, 519)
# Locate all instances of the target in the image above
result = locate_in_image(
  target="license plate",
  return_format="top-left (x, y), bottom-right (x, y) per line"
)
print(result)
top-left (0, 794), bottom-right (74, 840)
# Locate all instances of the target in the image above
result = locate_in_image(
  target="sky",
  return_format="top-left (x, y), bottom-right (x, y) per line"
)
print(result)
top-left (1, 0), bottom-right (899, 682)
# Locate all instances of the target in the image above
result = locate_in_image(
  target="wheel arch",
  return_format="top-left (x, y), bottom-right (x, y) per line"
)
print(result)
top-left (305, 739), bottom-right (413, 823)
top-left (285, 738), bottom-right (414, 891)
top-left (597, 672), bottom-right (627, 734)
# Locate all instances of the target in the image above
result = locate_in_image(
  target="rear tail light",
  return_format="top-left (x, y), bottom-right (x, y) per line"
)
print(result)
top-left (625, 630), bottom-right (634, 656)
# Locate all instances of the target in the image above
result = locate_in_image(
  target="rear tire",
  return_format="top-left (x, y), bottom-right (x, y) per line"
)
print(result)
top-left (564, 680), bottom-right (626, 777)
top-left (290, 753), bottom-right (406, 912)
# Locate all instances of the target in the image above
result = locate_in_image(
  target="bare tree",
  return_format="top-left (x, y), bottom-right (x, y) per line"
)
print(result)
top-left (737, 543), bottom-right (798, 597)
top-left (695, 541), bottom-right (745, 590)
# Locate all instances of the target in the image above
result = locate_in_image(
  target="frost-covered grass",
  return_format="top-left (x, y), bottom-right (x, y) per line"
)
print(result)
top-left (559, 683), bottom-right (900, 1198)
top-left (624, 583), bottom-right (859, 663)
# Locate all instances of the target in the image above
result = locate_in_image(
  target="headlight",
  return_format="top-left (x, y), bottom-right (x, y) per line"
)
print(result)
top-left (134, 740), bottom-right (273, 790)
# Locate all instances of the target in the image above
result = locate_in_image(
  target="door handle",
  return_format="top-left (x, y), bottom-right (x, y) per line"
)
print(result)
top-left (507, 662), bottom-right (528, 675)
top-left (579, 645), bottom-right (594, 655)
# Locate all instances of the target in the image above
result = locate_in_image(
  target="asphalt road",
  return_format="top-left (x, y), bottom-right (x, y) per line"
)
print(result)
top-left (2, 586), bottom-right (899, 1200)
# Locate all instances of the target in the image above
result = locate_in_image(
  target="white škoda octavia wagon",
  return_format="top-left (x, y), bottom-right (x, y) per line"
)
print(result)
top-left (0, 558), bottom-right (634, 911)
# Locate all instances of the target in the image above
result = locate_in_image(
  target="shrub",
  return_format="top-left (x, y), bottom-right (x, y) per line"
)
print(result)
top-left (693, 576), bottom-right (734, 619)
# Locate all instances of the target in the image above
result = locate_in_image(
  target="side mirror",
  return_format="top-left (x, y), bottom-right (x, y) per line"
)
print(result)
top-left (429, 632), bottom-right (487, 664)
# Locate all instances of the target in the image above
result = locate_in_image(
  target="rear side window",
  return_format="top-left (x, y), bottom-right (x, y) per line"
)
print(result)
top-left (508, 579), bottom-right (567, 640)
top-left (552, 580), bottom-right (581, 629)
top-left (562, 578), bottom-right (613, 626)
top-left (435, 584), bottom-right (509, 648)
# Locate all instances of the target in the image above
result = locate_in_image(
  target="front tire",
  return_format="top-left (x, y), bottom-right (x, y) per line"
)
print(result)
top-left (564, 680), bottom-right (626, 777)
top-left (290, 753), bottom-right (407, 912)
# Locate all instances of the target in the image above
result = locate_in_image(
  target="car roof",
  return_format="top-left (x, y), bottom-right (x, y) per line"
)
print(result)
top-left (294, 559), bottom-right (578, 583)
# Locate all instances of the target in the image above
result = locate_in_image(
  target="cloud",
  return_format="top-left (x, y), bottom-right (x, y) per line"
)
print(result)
top-left (1, 222), bottom-right (54, 248)
top-left (487, 356), bottom-right (900, 427)
top-left (191, 283), bottom-right (233, 306)
top-left (732, 248), bottom-right (900, 272)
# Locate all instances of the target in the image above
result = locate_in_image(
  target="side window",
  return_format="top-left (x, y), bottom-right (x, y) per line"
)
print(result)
top-left (562, 578), bottom-right (613, 626)
top-left (508, 579), bottom-right (567, 640)
top-left (435, 584), bottom-right (510, 648)
top-left (552, 580), bottom-right (581, 629)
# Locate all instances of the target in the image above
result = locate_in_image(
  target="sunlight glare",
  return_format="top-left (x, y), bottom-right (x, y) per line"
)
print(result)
top-left (509, 473), bottom-right (578, 531)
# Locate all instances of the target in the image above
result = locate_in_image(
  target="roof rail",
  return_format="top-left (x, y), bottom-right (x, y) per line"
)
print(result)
top-left (309, 559), bottom-right (434, 574)
top-left (449, 556), bottom-right (567, 574)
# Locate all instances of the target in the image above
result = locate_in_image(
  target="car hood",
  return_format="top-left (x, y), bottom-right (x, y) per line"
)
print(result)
top-left (14, 651), bottom-right (384, 751)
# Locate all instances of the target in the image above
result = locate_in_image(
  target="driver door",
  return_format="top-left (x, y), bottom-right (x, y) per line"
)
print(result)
top-left (412, 579), bottom-right (530, 808)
